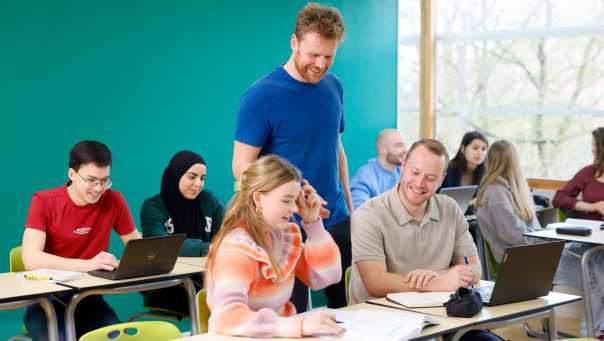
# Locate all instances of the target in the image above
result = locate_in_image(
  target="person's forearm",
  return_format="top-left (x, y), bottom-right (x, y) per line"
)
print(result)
top-left (575, 201), bottom-right (595, 213)
top-left (23, 250), bottom-right (89, 272)
top-left (338, 146), bottom-right (353, 212)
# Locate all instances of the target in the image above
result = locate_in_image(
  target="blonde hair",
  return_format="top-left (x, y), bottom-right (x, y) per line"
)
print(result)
top-left (207, 155), bottom-right (302, 280)
top-left (476, 140), bottom-right (534, 222)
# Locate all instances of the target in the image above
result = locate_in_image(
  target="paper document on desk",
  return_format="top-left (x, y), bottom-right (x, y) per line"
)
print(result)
top-left (319, 308), bottom-right (437, 341)
top-left (18, 269), bottom-right (84, 283)
top-left (547, 218), bottom-right (603, 231)
top-left (386, 291), bottom-right (453, 308)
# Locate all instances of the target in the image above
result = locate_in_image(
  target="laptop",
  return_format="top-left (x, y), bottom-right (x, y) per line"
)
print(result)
top-left (439, 185), bottom-right (478, 214)
top-left (475, 241), bottom-right (564, 306)
top-left (88, 234), bottom-right (186, 280)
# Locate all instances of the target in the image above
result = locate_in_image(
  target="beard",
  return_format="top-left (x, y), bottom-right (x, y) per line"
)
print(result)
top-left (386, 152), bottom-right (403, 166)
top-left (293, 51), bottom-right (326, 84)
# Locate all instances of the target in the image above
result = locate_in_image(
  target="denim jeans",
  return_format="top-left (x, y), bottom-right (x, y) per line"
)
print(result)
top-left (24, 293), bottom-right (119, 341)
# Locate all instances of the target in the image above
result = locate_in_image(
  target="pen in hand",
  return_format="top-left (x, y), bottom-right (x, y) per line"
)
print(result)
top-left (464, 256), bottom-right (473, 288)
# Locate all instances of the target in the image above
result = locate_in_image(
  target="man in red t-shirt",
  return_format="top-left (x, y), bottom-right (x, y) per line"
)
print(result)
top-left (21, 140), bottom-right (141, 340)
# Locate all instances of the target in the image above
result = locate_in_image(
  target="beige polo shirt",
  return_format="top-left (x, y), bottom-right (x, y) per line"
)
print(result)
top-left (348, 185), bottom-right (478, 305)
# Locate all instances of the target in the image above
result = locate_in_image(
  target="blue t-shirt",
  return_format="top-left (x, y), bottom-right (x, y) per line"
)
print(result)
top-left (350, 158), bottom-right (400, 209)
top-left (235, 66), bottom-right (348, 227)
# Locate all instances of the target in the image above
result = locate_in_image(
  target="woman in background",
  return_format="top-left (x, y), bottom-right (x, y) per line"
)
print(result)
top-left (476, 140), bottom-right (604, 338)
top-left (553, 126), bottom-right (604, 221)
top-left (441, 131), bottom-right (489, 214)
top-left (206, 155), bottom-right (343, 338)
top-left (442, 131), bottom-right (489, 189)
top-left (140, 150), bottom-right (224, 314)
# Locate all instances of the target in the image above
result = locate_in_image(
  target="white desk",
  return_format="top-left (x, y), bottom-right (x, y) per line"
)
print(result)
top-left (369, 291), bottom-right (581, 340)
top-left (173, 302), bottom-right (469, 341)
top-left (177, 256), bottom-right (207, 268)
top-left (60, 262), bottom-right (204, 341)
top-left (525, 228), bottom-right (604, 337)
top-left (172, 291), bottom-right (580, 341)
top-left (0, 273), bottom-right (72, 341)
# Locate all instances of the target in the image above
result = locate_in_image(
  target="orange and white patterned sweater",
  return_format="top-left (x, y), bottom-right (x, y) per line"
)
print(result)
top-left (207, 220), bottom-right (341, 338)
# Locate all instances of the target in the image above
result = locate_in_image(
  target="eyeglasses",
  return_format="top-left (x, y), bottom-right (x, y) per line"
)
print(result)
top-left (76, 171), bottom-right (113, 189)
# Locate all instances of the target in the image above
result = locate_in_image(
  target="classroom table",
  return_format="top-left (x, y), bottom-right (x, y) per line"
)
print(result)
top-left (172, 291), bottom-right (580, 341)
top-left (60, 261), bottom-right (204, 341)
top-left (0, 272), bottom-right (72, 341)
top-left (172, 302), bottom-right (469, 341)
top-left (524, 227), bottom-right (604, 338)
top-left (177, 256), bottom-right (207, 268)
top-left (368, 291), bottom-right (581, 341)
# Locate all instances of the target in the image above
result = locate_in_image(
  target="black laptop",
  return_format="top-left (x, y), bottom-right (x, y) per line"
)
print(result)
top-left (439, 186), bottom-right (478, 214)
top-left (476, 241), bottom-right (564, 306)
top-left (88, 234), bottom-right (186, 280)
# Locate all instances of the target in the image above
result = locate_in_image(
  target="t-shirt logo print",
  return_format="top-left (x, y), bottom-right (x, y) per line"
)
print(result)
top-left (164, 218), bottom-right (174, 234)
top-left (73, 227), bottom-right (92, 235)
top-left (205, 217), bottom-right (212, 233)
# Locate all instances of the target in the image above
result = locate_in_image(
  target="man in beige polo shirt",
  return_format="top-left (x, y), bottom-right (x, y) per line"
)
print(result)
top-left (349, 138), bottom-right (482, 305)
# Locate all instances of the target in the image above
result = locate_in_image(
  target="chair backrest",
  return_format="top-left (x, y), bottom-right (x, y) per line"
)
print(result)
top-left (10, 246), bottom-right (25, 272)
top-left (197, 288), bottom-right (210, 333)
top-left (483, 239), bottom-right (501, 279)
top-left (79, 321), bottom-right (181, 341)
top-left (344, 266), bottom-right (351, 304)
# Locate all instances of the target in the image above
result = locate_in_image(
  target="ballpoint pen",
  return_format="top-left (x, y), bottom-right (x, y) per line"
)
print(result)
top-left (464, 256), bottom-right (473, 288)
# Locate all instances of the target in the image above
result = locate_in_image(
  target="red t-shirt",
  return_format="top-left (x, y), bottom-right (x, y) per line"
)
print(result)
top-left (25, 186), bottom-right (136, 260)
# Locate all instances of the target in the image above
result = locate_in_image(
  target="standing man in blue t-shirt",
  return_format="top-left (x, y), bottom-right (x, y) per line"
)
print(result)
top-left (350, 129), bottom-right (407, 209)
top-left (232, 3), bottom-right (351, 310)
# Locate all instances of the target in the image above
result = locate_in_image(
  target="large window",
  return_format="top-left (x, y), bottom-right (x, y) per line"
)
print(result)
top-left (398, 0), bottom-right (604, 178)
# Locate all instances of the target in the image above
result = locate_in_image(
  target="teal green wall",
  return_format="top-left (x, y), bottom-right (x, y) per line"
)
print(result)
top-left (1, 0), bottom-right (396, 337)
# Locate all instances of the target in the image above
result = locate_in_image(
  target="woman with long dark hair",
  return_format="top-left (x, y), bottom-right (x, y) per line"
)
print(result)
top-left (553, 127), bottom-right (604, 220)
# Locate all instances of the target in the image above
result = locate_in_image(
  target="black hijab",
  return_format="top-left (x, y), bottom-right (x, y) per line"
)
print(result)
top-left (161, 151), bottom-right (206, 238)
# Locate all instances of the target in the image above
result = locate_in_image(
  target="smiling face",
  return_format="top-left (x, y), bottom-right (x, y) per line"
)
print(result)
top-left (178, 163), bottom-right (206, 200)
top-left (463, 138), bottom-right (488, 170)
top-left (255, 180), bottom-right (301, 230)
top-left (399, 145), bottom-right (447, 208)
top-left (67, 163), bottom-right (111, 206)
top-left (290, 31), bottom-right (338, 84)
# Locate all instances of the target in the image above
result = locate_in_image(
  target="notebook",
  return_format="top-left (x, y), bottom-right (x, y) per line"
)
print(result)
top-left (88, 234), bottom-right (186, 280)
top-left (305, 308), bottom-right (438, 340)
top-left (19, 269), bottom-right (84, 283)
top-left (386, 291), bottom-right (453, 308)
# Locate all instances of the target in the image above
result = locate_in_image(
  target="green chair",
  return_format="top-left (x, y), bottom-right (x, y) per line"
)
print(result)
top-left (79, 321), bottom-right (181, 341)
top-left (196, 288), bottom-right (210, 333)
top-left (8, 246), bottom-right (32, 341)
top-left (344, 266), bottom-right (351, 304)
top-left (10, 246), bottom-right (25, 272)
top-left (483, 239), bottom-right (500, 280)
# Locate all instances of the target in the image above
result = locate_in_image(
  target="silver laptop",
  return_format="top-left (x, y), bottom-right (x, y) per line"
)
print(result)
top-left (439, 185), bottom-right (478, 214)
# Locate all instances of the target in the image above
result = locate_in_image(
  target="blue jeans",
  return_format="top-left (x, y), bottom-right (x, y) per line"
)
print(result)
top-left (24, 293), bottom-right (119, 341)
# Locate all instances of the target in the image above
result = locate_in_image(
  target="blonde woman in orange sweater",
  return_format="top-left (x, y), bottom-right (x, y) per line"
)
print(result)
top-left (206, 155), bottom-right (344, 338)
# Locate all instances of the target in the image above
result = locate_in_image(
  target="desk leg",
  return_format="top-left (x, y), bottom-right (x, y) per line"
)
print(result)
top-left (65, 292), bottom-right (86, 341)
top-left (543, 308), bottom-right (558, 341)
top-left (38, 297), bottom-right (59, 341)
top-left (581, 245), bottom-right (604, 339)
top-left (183, 278), bottom-right (199, 335)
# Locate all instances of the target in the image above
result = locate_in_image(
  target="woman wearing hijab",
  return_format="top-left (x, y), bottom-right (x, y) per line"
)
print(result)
top-left (139, 150), bottom-right (224, 314)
